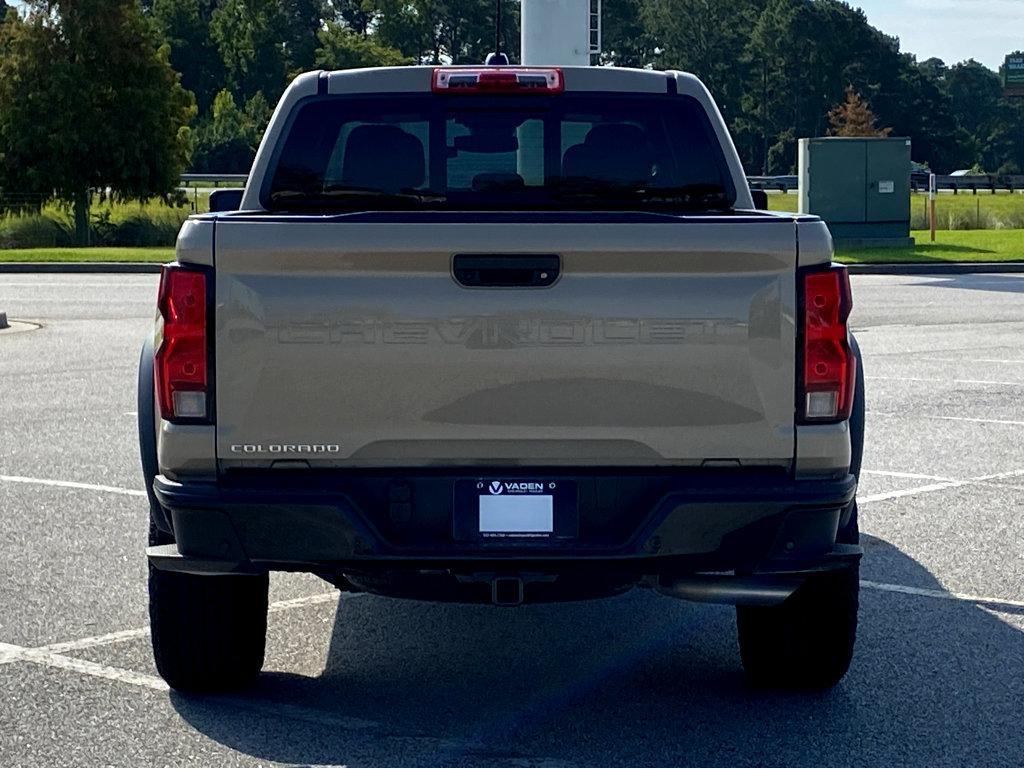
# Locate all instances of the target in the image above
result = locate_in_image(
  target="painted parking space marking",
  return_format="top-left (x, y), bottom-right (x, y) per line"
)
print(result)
top-left (866, 376), bottom-right (1024, 387)
top-left (859, 480), bottom-right (967, 504)
top-left (0, 281), bottom-right (154, 288)
top-left (861, 581), bottom-right (1024, 614)
top-left (862, 469), bottom-right (955, 482)
top-left (38, 590), bottom-right (344, 655)
top-left (870, 412), bottom-right (1024, 427)
top-left (0, 474), bottom-right (147, 497)
top-left (7, 644), bottom-right (171, 691)
top-left (859, 468), bottom-right (1024, 505)
top-left (926, 358), bottom-right (1024, 365)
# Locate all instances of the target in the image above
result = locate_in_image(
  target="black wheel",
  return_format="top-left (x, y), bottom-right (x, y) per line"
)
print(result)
top-left (148, 523), bottom-right (269, 693)
top-left (736, 565), bottom-right (859, 689)
top-left (140, 339), bottom-right (269, 692)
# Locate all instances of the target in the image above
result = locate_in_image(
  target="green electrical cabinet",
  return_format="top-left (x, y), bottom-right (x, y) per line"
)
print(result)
top-left (798, 137), bottom-right (914, 247)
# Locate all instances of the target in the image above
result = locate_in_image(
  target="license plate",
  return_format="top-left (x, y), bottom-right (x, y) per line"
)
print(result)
top-left (453, 479), bottom-right (578, 541)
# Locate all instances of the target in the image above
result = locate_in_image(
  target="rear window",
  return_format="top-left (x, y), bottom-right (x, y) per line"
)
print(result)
top-left (264, 93), bottom-right (736, 212)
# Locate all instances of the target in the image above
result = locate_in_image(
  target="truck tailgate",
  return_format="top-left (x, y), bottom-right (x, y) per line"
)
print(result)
top-left (213, 218), bottom-right (797, 467)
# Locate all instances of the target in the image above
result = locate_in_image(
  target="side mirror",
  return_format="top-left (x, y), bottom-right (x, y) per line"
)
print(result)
top-left (750, 189), bottom-right (769, 211)
top-left (209, 188), bottom-right (244, 213)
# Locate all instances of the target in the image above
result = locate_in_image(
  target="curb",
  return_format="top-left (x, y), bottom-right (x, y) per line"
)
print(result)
top-left (845, 262), bottom-right (1024, 275)
top-left (0, 262), bottom-right (162, 274)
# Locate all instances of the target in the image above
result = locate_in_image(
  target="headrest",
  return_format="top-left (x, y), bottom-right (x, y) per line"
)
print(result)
top-left (342, 125), bottom-right (425, 192)
top-left (561, 123), bottom-right (653, 185)
top-left (584, 123), bottom-right (649, 152)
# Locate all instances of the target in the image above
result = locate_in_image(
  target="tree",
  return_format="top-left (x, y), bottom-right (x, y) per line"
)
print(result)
top-left (0, 0), bottom-right (195, 244)
top-left (643, 0), bottom-right (762, 122)
top-left (828, 86), bottom-right (891, 137)
top-left (281, 0), bottom-right (327, 73)
top-left (191, 89), bottom-right (270, 172)
top-left (151, 0), bottom-right (222, 113)
top-left (210, 0), bottom-right (289, 102)
top-left (374, 0), bottom-right (517, 64)
top-left (875, 55), bottom-right (968, 171)
top-left (600, 0), bottom-right (657, 68)
top-left (946, 60), bottom-right (1003, 163)
top-left (335, 0), bottom-right (376, 34)
top-left (315, 23), bottom-right (411, 70)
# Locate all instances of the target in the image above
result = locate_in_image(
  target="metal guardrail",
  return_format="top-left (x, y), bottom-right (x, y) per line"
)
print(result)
top-left (747, 176), bottom-right (799, 193)
top-left (179, 174), bottom-right (248, 187)
top-left (749, 174), bottom-right (1024, 194)
top-left (100, 171), bottom-right (1024, 197)
top-left (179, 173), bottom-right (812, 193)
top-left (911, 174), bottom-right (1024, 194)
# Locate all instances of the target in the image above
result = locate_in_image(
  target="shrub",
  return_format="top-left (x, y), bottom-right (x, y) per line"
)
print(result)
top-left (1000, 210), bottom-right (1024, 229)
top-left (0, 214), bottom-right (73, 248)
top-left (0, 203), bottom-right (189, 248)
top-left (95, 213), bottom-right (183, 246)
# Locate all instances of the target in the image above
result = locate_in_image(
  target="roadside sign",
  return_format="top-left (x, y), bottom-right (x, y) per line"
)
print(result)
top-left (1005, 54), bottom-right (1024, 97)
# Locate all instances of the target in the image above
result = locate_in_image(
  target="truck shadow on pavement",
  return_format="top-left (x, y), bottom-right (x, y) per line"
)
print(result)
top-left (911, 274), bottom-right (1024, 294)
top-left (170, 534), bottom-right (1024, 766)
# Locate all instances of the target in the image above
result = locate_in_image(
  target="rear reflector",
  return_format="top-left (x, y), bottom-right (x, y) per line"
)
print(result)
top-left (154, 265), bottom-right (209, 422)
top-left (432, 67), bottom-right (564, 94)
top-left (800, 266), bottom-right (855, 423)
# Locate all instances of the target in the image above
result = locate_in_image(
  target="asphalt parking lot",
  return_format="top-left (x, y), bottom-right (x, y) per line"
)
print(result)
top-left (1, 272), bottom-right (1023, 766)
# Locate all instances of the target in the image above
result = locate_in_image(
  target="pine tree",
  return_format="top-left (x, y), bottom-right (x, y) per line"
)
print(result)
top-left (828, 86), bottom-right (893, 137)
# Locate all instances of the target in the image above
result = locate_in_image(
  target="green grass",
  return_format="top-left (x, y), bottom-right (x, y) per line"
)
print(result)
top-left (835, 229), bottom-right (1024, 264)
top-left (768, 190), bottom-right (1024, 230)
top-left (0, 247), bottom-right (173, 262)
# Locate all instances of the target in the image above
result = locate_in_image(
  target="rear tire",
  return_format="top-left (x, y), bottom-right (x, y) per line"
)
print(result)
top-left (148, 523), bottom-right (269, 693)
top-left (736, 565), bottom-right (859, 689)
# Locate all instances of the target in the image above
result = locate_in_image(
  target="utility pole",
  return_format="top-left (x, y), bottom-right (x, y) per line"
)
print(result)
top-left (520, 0), bottom-right (592, 66)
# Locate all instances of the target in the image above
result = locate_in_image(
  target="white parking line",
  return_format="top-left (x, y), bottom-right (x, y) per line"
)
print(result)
top-left (867, 376), bottom-right (1024, 387)
top-left (39, 590), bottom-right (343, 655)
top-left (41, 627), bottom-right (153, 655)
top-left (861, 580), bottom-right (1024, 613)
top-left (858, 468), bottom-right (1024, 505)
top-left (925, 358), bottom-right (1024, 365)
top-left (861, 469), bottom-right (955, 482)
top-left (870, 412), bottom-right (1024, 427)
top-left (0, 282), bottom-right (155, 288)
top-left (266, 590), bottom-right (343, 614)
top-left (0, 474), bottom-right (147, 497)
top-left (859, 480), bottom-right (967, 504)
top-left (14, 644), bottom-right (170, 691)
top-left (927, 415), bottom-right (1024, 427)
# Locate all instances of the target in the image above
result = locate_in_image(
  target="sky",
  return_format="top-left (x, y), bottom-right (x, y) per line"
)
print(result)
top-left (853, 0), bottom-right (1024, 70)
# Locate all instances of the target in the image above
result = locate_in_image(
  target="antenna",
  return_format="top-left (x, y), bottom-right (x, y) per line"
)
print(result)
top-left (485, 0), bottom-right (510, 65)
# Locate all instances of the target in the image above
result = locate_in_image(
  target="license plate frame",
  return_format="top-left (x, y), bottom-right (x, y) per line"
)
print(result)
top-left (453, 479), bottom-right (579, 542)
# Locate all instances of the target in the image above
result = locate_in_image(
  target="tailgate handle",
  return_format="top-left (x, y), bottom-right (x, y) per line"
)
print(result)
top-left (453, 254), bottom-right (560, 288)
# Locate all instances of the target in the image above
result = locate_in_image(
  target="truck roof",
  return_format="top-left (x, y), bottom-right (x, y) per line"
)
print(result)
top-left (308, 65), bottom-right (707, 98)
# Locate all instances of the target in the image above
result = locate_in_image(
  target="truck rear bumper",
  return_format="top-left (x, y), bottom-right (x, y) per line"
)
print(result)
top-left (148, 468), bottom-right (860, 605)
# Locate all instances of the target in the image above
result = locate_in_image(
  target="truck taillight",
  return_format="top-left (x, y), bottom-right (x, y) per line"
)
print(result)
top-left (800, 266), bottom-right (855, 423)
top-left (154, 265), bottom-right (210, 422)
top-left (432, 67), bottom-right (564, 94)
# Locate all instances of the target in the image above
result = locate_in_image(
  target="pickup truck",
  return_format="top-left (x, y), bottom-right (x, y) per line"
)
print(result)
top-left (140, 65), bottom-right (865, 693)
